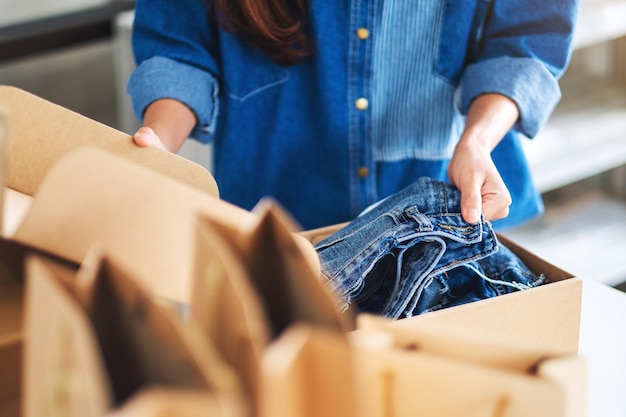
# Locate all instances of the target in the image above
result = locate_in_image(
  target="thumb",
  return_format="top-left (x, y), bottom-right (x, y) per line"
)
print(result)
top-left (133, 127), bottom-right (165, 150)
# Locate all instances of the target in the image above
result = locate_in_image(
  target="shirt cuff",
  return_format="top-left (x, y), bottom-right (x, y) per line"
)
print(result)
top-left (126, 56), bottom-right (219, 143)
top-left (458, 57), bottom-right (561, 138)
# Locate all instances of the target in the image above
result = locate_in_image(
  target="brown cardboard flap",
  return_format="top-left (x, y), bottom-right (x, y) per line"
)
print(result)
top-left (258, 324), bottom-right (356, 417)
top-left (351, 339), bottom-right (568, 417)
top-left (356, 314), bottom-right (571, 374)
top-left (3, 187), bottom-right (33, 237)
top-left (24, 251), bottom-right (246, 417)
top-left (240, 199), bottom-right (351, 336)
top-left (13, 147), bottom-right (320, 304)
top-left (23, 254), bottom-right (113, 417)
top-left (0, 85), bottom-right (218, 198)
top-left (0, 334), bottom-right (21, 404)
top-left (109, 387), bottom-right (240, 417)
top-left (191, 215), bottom-right (271, 403)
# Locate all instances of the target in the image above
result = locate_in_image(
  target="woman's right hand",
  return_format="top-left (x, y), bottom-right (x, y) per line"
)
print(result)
top-left (132, 99), bottom-right (197, 153)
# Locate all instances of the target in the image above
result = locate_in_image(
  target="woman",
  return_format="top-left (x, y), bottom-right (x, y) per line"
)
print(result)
top-left (127, 0), bottom-right (579, 230)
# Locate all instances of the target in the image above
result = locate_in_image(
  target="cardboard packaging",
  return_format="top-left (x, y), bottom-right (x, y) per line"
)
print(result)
top-left (22, 250), bottom-right (246, 417)
top-left (190, 201), bottom-right (354, 417)
top-left (0, 86), bottom-right (585, 417)
top-left (0, 238), bottom-right (80, 417)
top-left (0, 86), bottom-right (320, 306)
top-left (300, 221), bottom-right (586, 417)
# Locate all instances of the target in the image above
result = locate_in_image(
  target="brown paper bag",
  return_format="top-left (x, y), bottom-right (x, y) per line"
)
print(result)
top-left (23, 250), bottom-right (246, 417)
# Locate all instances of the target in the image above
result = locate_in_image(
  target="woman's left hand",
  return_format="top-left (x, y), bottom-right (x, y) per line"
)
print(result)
top-left (448, 139), bottom-right (511, 224)
top-left (448, 93), bottom-right (519, 224)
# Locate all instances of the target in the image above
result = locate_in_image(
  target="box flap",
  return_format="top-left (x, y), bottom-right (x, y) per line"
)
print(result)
top-left (3, 187), bottom-right (33, 237)
top-left (385, 277), bottom-right (582, 355)
top-left (23, 254), bottom-right (113, 417)
top-left (12, 147), bottom-right (320, 304)
top-left (258, 324), bottom-right (356, 417)
top-left (356, 314), bottom-right (571, 373)
top-left (351, 342), bottom-right (568, 417)
top-left (0, 85), bottom-right (218, 198)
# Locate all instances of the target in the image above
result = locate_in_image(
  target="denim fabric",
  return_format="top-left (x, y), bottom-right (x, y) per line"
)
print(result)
top-left (314, 177), bottom-right (546, 319)
top-left (128, 0), bottom-right (578, 230)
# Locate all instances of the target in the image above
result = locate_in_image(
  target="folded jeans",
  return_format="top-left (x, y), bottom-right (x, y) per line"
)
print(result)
top-left (314, 177), bottom-right (545, 319)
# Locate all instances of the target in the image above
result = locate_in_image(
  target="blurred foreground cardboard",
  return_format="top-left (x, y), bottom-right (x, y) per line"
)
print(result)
top-left (0, 87), bottom-right (585, 416)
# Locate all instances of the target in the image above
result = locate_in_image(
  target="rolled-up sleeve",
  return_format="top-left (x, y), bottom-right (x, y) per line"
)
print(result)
top-left (458, 0), bottom-right (579, 138)
top-left (127, 56), bottom-right (219, 143)
top-left (126, 0), bottom-right (221, 143)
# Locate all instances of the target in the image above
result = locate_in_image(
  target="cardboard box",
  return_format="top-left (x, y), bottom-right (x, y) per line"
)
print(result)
top-left (1, 86), bottom-right (585, 416)
top-left (300, 221), bottom-right (585, 417)
top-left (299, 225), bottom-right (583, 356)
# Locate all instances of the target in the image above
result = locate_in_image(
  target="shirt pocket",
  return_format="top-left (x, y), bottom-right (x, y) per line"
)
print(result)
top-left (435, 0), bottom-right (487, 85)
top-left (220, 38), bottom-right (290, 101)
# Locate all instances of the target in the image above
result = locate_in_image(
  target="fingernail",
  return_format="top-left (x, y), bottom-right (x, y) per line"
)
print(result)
top-left (136, 132), bottom-right (154, 146)
top-left (466, 208), bottom-right (480, 224)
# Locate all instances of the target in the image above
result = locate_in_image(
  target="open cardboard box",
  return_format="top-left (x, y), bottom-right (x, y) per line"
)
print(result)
top-left (299, 207), bottom-right (585, 416)
top-left (0, 86), bottom-right (585, 416)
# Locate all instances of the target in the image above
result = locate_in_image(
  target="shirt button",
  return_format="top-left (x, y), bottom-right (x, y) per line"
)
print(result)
top-left (356, 28), bottom-right (370, 40)
top-left (355, 97), bottom-right (369, 110)
top-left (357, 166), bottom-right (369, 178)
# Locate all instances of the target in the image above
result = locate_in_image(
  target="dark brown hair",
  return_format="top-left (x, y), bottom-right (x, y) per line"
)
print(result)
top-left (213, 0), bottom-right (313, 66)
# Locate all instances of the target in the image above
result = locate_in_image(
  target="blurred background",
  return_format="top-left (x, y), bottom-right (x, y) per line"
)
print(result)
top-left (1, 0), bottom-right (626, 291)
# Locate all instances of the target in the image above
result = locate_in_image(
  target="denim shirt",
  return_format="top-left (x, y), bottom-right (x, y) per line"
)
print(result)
top-left (127, 0), bottom-right (578, 230)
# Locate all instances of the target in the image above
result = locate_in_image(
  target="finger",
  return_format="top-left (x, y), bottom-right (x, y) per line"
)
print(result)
top-left (133, 127), bottom-right (160, 148)
top-left (481, 188), bottom-right (512, 221)
top-left (460, 181), bottom-right (483, 224)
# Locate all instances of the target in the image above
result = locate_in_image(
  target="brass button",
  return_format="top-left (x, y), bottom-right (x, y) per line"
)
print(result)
top-left (356, 28), bottom-right (370, 40)
top-left (357, 166), bottom-right (369, 178)
top-left (355, 97), bottom-right (369, 110)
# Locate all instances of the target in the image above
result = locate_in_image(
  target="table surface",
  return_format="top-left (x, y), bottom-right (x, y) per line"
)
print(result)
top-left (578, 279), bottom-right (626, 417)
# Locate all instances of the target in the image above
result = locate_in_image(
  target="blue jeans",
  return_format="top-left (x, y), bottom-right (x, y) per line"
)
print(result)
top-left (314, 177), bottom-right (546, 319)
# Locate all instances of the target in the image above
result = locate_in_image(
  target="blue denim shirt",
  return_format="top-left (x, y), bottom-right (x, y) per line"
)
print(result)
top-left (127, 0), bottom-right (578, 230)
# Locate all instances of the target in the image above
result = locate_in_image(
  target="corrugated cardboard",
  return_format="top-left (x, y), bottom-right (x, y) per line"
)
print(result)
top-left (0, 237), bottom-right (79, 417)
top-left (10, 147), bottom-right (320, 305)
top-left (348, 328), bottom-right (585, 417)
top-left (22, 250), bottom-right (246, 417)
top-left (300, 224), bottom-right (583, 355)
top-left (0, 85), bottom-right (218, 198)
top-left (190, 200), bottom-right (352, 416)
top-left (1, 86), bottom-right (586, 416)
